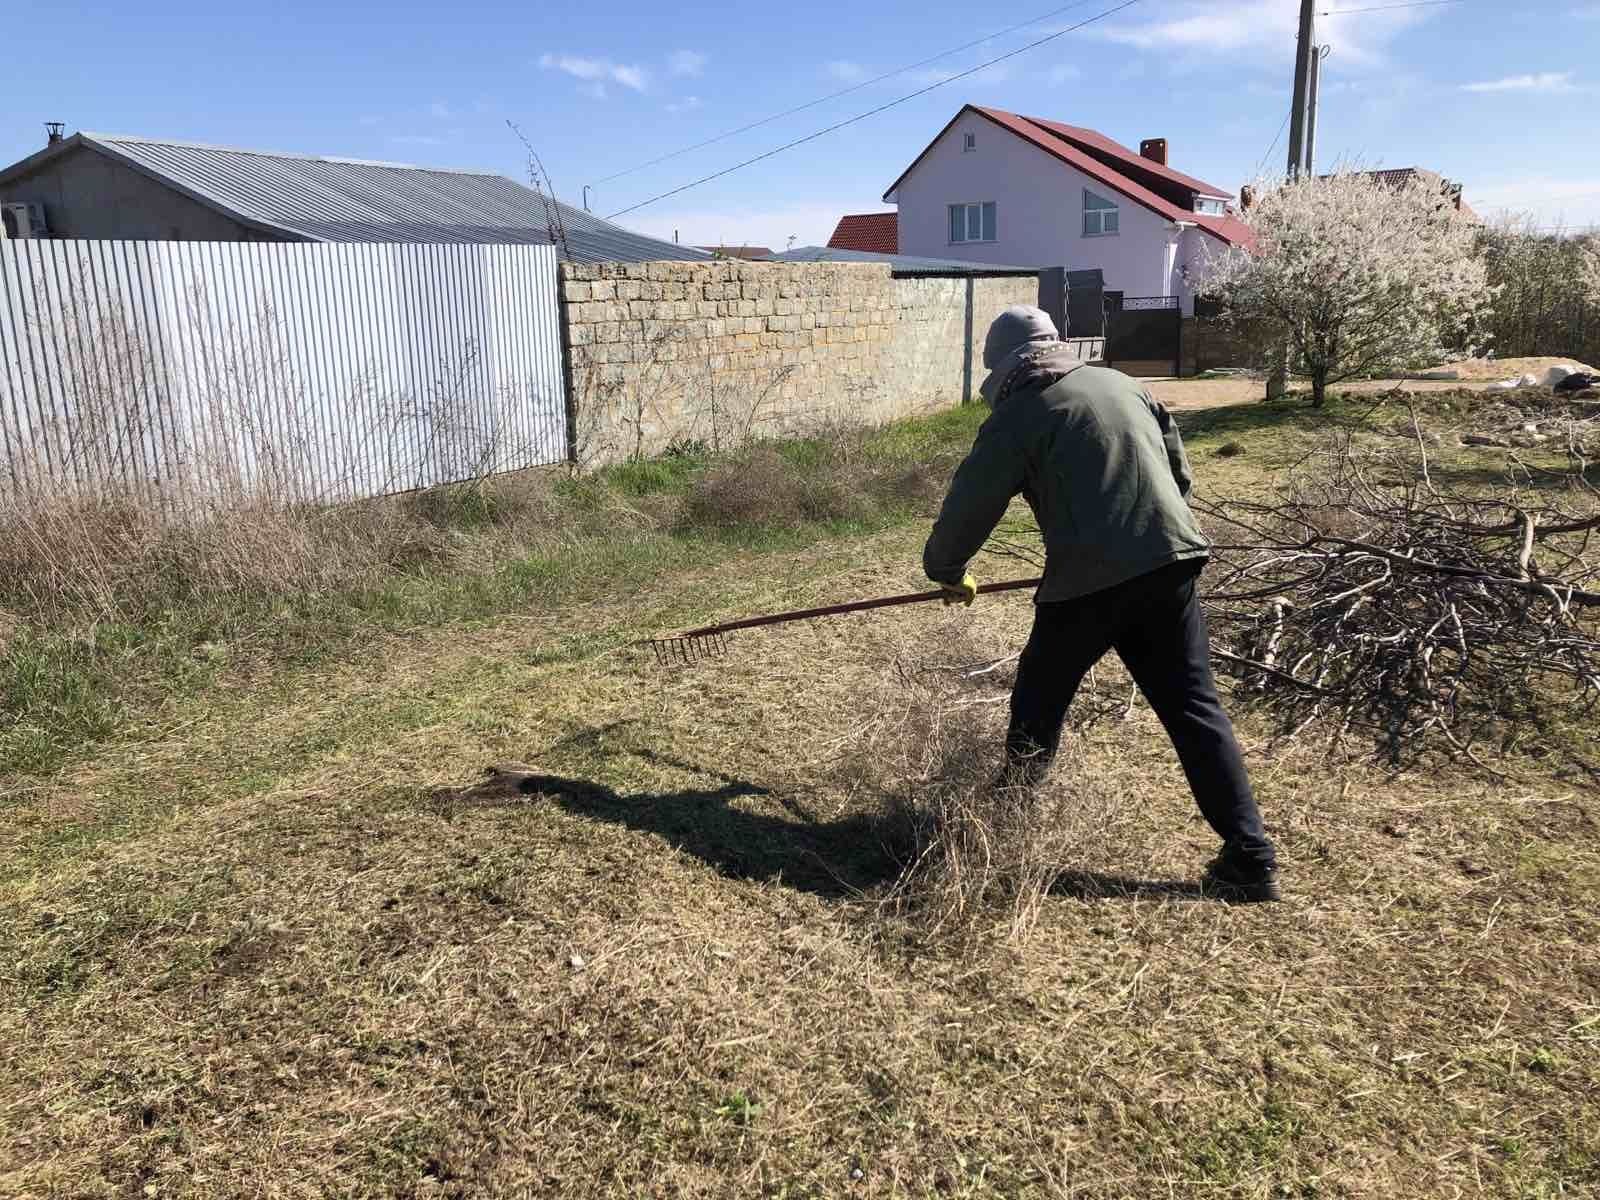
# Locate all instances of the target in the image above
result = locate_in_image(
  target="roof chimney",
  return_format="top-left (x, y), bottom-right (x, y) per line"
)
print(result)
top-left (1139, 137), bottom-right (1167, 166)
top-left (45, 122), bottom-right (65, 146)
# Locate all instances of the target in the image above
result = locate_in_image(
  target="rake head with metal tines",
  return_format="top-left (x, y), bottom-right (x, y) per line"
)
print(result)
top-left (650, 631), bottom-right (732, 665)
top-left (641, 576), bottom-right (1042, 666)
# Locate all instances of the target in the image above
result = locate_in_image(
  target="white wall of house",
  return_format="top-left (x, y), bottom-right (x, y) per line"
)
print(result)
top-left (890, 109), bottom-right (1200, 314)
top-left (1175, 225), bottom-right (1230, 312)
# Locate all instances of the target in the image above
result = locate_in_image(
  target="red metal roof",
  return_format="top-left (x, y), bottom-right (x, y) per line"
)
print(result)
top-left (882, 106), bottom-right (1249, 249)
top-left (1022, 116), bottom-right (1231, 200)
top-left (827, 212), bottom-right (897, 254)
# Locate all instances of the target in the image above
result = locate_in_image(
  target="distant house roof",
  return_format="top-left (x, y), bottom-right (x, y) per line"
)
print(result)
top-left (827, 212), bottom-right (898, 254)
top-left (763, 245), bottom-right (1036, 275)
top-left (697, 244), bottom-right (774, 259)
top-left (0, 132), bottom-right (708, 263)
top-left (1356, 167), bottom-right (1479, 222)
top-left (883, 106), bottom-right (1253, 249)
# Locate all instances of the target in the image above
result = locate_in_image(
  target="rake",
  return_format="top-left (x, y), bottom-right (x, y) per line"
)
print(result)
top-left (645, 576), bottom-right (1044, 665)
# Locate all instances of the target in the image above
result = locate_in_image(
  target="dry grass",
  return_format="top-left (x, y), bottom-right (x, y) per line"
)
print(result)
top-left (0, 407), bottom-right (972, 782)
top-left (1435, 355), bottom-right (1600, 381)
top-left (2, 396), bottom-right (1598, 1198)
top-left (836, 621), bottom-right (1125, 949)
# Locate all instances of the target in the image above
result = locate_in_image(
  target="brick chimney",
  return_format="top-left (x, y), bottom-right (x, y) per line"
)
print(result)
top-left (45, 122), bottom-right (65, 146)
top-left (1139, 137), bottom-right (1167, 166)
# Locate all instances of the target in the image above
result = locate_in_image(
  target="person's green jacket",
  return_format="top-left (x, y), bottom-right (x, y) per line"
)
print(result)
top-left (923, 354), bottom-right (1209, 603)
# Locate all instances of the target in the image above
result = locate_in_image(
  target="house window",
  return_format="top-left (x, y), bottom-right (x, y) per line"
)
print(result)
top-left (1083, 189), bottom-right (1119, 237)
top-left (1193, 197), bottom-right (1227, 216)
top-left (948, 201), bottom-right (996, 243)
top-left (963, 132), bottom-right (976, 152)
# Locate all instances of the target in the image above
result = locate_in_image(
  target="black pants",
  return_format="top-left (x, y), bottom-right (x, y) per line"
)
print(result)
top-left (1007, 558), bottom-right (1275, 871)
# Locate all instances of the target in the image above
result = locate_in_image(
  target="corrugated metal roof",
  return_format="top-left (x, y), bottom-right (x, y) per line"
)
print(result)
top-left (762, 245), bottom-right (1036, 274)
top-left (56, 133), bottom-right (709, 262)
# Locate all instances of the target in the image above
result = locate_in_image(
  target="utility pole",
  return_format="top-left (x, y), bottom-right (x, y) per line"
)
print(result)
top-left (1285, 0), bottom-right (1317, 180)
top-left (1268, 0), bottom-right (1319, 400)
top-left (1304, 46), bottom-right (1330, 177)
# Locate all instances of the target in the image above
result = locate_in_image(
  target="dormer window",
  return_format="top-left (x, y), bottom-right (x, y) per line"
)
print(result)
top-left (1193, 197), bottom-right (1227, 216)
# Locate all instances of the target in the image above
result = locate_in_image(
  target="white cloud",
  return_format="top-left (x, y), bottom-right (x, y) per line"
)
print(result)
top-left (1573, 4), bottom-right (1600, 17)
top-left (538, 53), bottom-right (649, 93)
top-left (1092, 0), bottom-right (1435, 67)
top-left (666, 96), bottom-right (702, 114)
top-left (1463, 176), bottom-right (1600, 227)
top-left (1461, 71), bottom-right (1575, 93)
top-left (428, 101), bottom-right (454, 119)
top-left (624, 200), bottom-right (863, 253)
top-left (825, 60), bottom-right (868, 83)
top-left (669, 50), bottom-right (707, 77)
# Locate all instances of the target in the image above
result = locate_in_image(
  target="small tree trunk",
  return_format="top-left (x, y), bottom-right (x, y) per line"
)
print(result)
top-left (1310, 368), bottom-right (1328, 408)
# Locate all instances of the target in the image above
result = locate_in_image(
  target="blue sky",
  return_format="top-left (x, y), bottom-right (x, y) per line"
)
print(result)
top-left (7, 1), bottom-right (1599, 247)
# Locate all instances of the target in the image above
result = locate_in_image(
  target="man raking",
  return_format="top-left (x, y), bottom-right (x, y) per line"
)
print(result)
top-left (923, 306), bottom-right (1280, 902)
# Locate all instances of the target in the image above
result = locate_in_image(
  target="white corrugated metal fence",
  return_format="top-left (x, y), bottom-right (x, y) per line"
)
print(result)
top-left (0, 240), bottom-right (567, 507)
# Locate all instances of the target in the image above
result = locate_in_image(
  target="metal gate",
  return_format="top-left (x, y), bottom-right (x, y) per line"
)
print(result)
top-left (1103, 295), bottom-right (1181, 377)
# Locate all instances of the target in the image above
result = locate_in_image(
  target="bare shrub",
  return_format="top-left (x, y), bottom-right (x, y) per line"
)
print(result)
top-left (678, 446), bottom-right (871, 531)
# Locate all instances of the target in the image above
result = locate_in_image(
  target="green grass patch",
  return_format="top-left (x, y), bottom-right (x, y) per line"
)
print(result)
top-left (0, 405), bottom-right (987, 781)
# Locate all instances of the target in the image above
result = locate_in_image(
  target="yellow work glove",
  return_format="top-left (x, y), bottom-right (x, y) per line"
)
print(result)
top-left (940, 572), bottom-right (978, 607)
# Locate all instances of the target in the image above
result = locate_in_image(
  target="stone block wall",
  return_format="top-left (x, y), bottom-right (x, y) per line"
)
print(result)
top-left (559, 260), bottom-right (1037, 464)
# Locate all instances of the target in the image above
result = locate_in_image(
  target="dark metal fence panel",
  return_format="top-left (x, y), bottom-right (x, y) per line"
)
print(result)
top-left (1104, 295), bottom-right (1181, 375)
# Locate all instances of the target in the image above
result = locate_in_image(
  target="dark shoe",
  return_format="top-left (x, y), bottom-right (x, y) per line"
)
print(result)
top-left (991, 754), bottom-right (1051, 794)
top-left (1202, 854), bottom-right (1281, 903)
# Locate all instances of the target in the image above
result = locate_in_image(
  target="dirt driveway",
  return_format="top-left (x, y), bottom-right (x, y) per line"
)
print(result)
top-left (1145, 356), bottom-right (1596, 411)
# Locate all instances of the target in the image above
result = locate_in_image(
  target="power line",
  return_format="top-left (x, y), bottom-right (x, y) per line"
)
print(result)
top-left (1257, 108), bottom-right (1293, 177)
top-left (1321, 0), bottom-right (1463, 14)
top-left (592, 0), bottom-right (1101, 188)
top-left (606, 0), bottom-right (1142, 220)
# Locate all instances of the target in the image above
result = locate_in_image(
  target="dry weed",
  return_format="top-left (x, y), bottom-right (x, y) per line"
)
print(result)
top-left (843, 621), bottom-right (1123, 950)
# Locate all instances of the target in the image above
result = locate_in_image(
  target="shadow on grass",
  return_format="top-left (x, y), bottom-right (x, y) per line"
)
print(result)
top-left (431, 759), bottom-right (906, 899)
top-left (1422, 458), bottom-right (1600, 496)
top-left (1174, 394), bottom-right (1386, 444)
top-left (432, 744), bottom-right (1210, 905)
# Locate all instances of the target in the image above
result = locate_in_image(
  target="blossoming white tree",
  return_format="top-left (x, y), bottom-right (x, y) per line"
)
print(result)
top-left (1199, 171), bottom-right (1494, 406)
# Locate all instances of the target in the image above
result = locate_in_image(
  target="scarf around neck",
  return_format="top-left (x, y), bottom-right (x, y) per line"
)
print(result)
top-left (977, 340), bottom-right (1088, 408)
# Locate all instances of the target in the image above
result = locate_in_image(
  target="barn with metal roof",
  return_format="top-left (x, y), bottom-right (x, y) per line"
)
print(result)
top-left (0, 130), bottom-right (706, 263)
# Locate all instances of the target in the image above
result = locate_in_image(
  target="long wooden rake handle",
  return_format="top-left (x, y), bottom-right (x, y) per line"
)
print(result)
top-left (676, 575), bottom-right (1044, 639)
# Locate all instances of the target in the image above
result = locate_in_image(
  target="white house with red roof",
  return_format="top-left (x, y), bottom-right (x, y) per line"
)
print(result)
top-left (883, 105), bottom-right (1252, 318)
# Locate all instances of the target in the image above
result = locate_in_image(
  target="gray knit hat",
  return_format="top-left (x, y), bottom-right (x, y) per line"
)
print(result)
top-left (982, 305), bottom-right (1059, 369)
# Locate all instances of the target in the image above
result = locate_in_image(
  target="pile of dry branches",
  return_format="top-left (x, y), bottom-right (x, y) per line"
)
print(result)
top-left (1196, 429), bottom-right (1600, 767)
top-left (981, 423), bottom-right (1600, 769)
